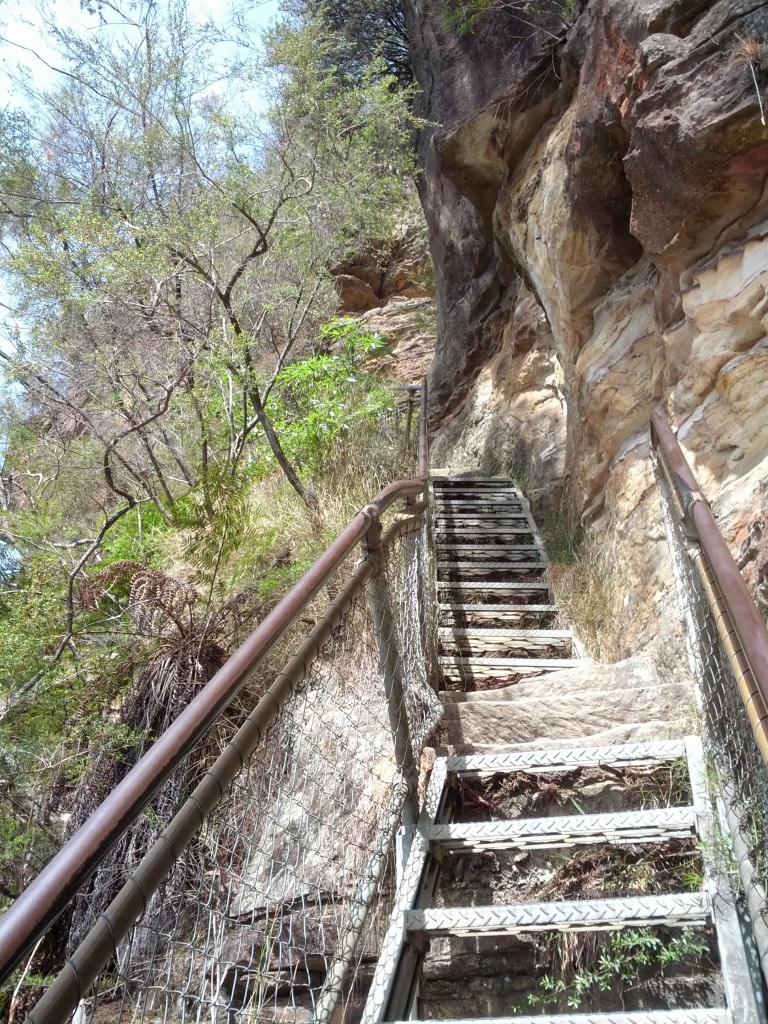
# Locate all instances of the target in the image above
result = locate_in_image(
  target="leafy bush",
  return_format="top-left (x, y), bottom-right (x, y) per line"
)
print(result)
top-left (269, 319), bottom-right (395, 475)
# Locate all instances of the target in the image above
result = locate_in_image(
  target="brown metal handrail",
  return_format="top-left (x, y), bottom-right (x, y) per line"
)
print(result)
top-left (0, 381), bottom-right (430, 987)
top-left (650, 407), bottom-right (768, 759)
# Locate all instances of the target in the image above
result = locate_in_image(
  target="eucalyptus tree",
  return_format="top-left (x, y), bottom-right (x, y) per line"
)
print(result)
top-left (0, 0), bottom-right (421, 526)
top-left (0, 0), bottom-right (423, 692)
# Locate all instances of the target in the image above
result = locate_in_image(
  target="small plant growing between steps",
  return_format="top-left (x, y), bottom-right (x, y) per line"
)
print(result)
top-left (519, 926), bottom-right (711, 1013)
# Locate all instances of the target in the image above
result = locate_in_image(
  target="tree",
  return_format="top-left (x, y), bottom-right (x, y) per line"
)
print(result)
top-left (0, 0), bottom-right (423, 697)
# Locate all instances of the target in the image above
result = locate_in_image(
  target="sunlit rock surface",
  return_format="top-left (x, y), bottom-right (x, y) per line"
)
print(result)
top-left (412, 0), bottom-right (768, 645)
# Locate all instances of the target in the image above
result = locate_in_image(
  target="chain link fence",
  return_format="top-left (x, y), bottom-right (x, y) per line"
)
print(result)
top-left (11, 486), bottom-right (440, 1024)
top-left (652, 421), bottom-right (768, 983)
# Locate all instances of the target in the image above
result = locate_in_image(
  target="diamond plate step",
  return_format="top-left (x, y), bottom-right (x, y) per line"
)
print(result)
top-left (386, 1013), bottom-right (731, 1024)
top-left (445, 741), bottom-right (687, 774)
top-left (425, 807), bottom-right (698, 851)
top-left (406, 893), bottom-right (711, 937)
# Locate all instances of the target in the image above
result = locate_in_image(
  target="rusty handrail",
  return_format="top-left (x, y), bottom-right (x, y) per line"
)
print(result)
top-left (650, 407), bottom-right (768, 755)
top-left (0, 477), bottom-right (426, 986)
top-left (418, 375), bottom-right (429, 479)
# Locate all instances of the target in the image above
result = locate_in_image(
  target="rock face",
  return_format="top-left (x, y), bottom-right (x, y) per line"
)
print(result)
top-left (439, 653), bottom-right (694, 753)
top-left (412, 0), bottom-right (768, 645)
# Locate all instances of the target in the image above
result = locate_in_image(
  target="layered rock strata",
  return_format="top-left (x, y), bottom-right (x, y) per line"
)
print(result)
top-left (412, 0), bottom-right (768, 644)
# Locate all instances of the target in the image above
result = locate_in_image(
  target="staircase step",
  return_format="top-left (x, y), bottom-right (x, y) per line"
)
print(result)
top-left (425, 806), bottom-right (698, 851)
top-left (439, 656), bottom-right (579, 680)
top-left (436, 525), bottom-right (536, 536)
top-left (406, 892), bottom-right (710, 937)
top-left (438, 603), bottom-right (558, 624)
top-left (438, 544), bottom-right (543, 557)
top-left (435, 511), bottom-right (530, 520)
top-left (386, 1013), bottom-right (730, 1024)
top-left (435, 504), bottom-right (525, 513)
top-left (438, 627), bottom-right (572, 656)
top-left (433, 477), bottom-right (518, 485)
top-left (438, 581), bottom-right (552, 595)
top-left (444, 740), bottom-right (687, 775)
top-left (440, 683), bottom-right (691, 752)
top-left (437, 562), bottom-right (547, 579)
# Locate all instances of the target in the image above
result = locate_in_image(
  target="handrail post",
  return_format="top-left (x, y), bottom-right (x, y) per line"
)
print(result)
top-left (362, 519), bottom-right (420, 827)
top-left (418, 376), bottom-right (429, 480)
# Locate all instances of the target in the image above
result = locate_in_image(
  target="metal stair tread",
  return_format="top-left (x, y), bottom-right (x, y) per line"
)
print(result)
top-left (439, 655), bottom-right (580, 674)
top-left (438, 627), bottom-right (571, 640)
top-left (434, 513), bottom-right (531, 521)
top-left (384, 1012), bottom-right (730, 1024)
top-left (436, 526), bottom-right (536, 535)
top-left (443, 741), bottom-right (687, 774)
top-left (425, 806), bottom-right (698, 850)
top-left (438, 560), bottom-right (547, 571)
top-left (439, 602), bottom-right (558, 615)
top-left (438, 581), bottom-right (552, 591)
top-left (406, 892), bottom-right (711, 936)
top-left (438, 548), bottom-right (548, 557)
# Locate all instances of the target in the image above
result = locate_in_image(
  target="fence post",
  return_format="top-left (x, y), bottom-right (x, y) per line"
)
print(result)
top-left (363, 520), bottom-right (420, 827)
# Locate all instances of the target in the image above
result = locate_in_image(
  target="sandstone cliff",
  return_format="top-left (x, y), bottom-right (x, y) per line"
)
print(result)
top-left (410, 0), bottom-right (768, 647)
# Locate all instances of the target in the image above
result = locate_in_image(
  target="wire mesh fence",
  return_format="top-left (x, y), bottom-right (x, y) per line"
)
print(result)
top-left (653, 441), bottom-right (768, 980)
top-left (17, 502), bottom-right (439, 1024)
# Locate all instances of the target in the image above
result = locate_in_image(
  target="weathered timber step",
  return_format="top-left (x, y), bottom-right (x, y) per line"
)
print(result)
top-left (436, 510), bottom-right (530, 521)
top-left (438, 627), bottom-right (572, 656)
top-left (434, 496), bottom-right (526, 504)
top-left (435, 499), bottom-right (526, 510)
top-left (438, 606), bottom-right (558, 629)
top-left (406, 893), bottom-right (710, 937)
top-left (437, 553), bottom-right (546, 566)
top-left (438, 543), bottom-right (542, 557)
top-left (425, 806), bottom-right (697, 851)
top-left (439, 657), bottom-right (696, 753)
top-left (385, 1013), bottom-right (731, 1024)
top-left (437, 562), bottom-right (547, 580)
top-left (438, 581), bottom-right (552, 596)
top-left (437, 534), bottom-right (537, 546)
top-left (435, 510), bottom-right (530, 519)
top-left (434, 483), bottom-right (524, 491)
top-left (433, 476), bottom-right (521, 484)
top-left (439, 602), bottom-right (557, 617)
top-left (435, 518), bottom-right (532, 530)
top-left (439, 656), bottom-right (580, 681)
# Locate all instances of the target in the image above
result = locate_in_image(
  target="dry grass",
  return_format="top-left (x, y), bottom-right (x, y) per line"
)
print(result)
top-left (547, 531), bottom-right (627, 663)
top-left (733, 32), bottom-right (766, 126)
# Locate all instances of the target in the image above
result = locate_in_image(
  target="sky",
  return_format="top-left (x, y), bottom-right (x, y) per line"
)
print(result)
top-left (0, 0), bottom-right (283, 96)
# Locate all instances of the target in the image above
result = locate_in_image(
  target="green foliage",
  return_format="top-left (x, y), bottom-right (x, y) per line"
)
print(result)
top-left (523, 927), bottom-right (710, 1013)
top-left (448, 0), bottom-right (577, 35)
top-left (0, 555), bottom-right (66, 690)
top-left (0, 0), bottom-right (428, 933)
top-left (270, 320), bottom-right (395, 475)
top-left (100, 504), bottom-right (171, 567)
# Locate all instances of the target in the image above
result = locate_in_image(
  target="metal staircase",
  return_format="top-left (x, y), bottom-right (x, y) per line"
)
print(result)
top-left (361, 476), bottom-right (764, 1024)
top-left (434, 477), bottom-right (578, 689)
